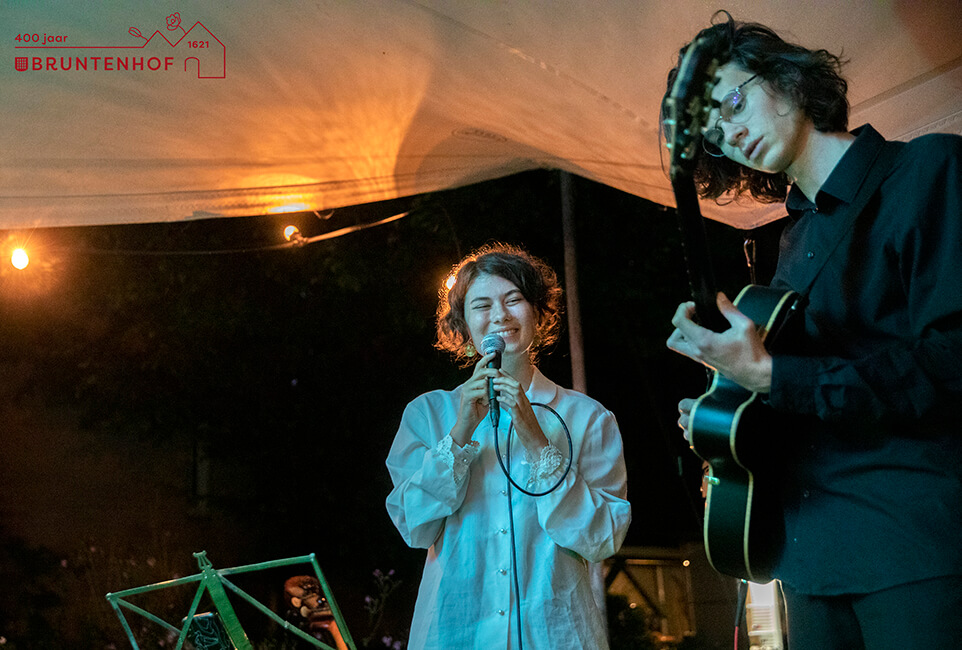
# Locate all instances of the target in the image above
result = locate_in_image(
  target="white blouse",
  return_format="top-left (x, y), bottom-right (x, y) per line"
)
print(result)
top-left (386, 368), bottom-right (631, 650)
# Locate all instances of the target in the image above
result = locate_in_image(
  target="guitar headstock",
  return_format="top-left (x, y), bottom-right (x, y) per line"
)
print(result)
top-left (664, 36), bottom-right (720, 180)
top-left (664, 37), bottom-right (730, 333)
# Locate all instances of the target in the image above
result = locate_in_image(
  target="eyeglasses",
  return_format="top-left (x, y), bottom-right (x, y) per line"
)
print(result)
top-left (702, 73), bottom-right (759, 157)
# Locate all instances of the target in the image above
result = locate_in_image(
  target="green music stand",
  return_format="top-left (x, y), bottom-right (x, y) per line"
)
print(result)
top-left (105, 551), bottom-right (356, 650)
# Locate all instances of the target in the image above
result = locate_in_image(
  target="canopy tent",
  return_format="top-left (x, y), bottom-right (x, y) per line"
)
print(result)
top-left (2, 1), bottom-right (961, 231)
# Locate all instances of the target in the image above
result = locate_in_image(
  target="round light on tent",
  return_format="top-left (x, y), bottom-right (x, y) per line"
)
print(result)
top-left (284, 226), bottom-right (300, 241)
top-left (11, 248), bottom-right (29, 270)
top-left (269, 203), bottom-right (310, 214)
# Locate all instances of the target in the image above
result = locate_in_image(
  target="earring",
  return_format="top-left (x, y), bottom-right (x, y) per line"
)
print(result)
top-left (465, 342), bottom-right (477, 357)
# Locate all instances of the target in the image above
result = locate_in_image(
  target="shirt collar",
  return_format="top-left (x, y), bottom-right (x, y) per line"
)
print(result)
top-left (527, 366), bottom-right (559, 404)
top-left (786, 124), bottom-right (886, 213)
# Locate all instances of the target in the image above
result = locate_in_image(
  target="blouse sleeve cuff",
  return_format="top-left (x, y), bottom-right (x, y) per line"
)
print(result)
top-left (434, 434), bottom-right (480, 488)
top-left (525, 444), bottom-right (564, 488)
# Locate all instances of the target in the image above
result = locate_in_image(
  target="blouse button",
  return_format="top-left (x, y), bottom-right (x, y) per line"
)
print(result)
top-left (499, 528), bottom-right (508, 534)
top-left (498, 609), bottom-right (506, 616)
top-left (498, 568), bottom-right (507, 575)
top-left (806, 251), bottom-right (815, 259)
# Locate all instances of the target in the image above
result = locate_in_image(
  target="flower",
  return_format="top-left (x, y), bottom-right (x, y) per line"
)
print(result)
top-left (166, 13), bottom-right (182, 31)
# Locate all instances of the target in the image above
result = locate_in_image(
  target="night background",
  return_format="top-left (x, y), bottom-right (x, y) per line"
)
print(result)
top-left (0, 169), bottom-right (782, 648)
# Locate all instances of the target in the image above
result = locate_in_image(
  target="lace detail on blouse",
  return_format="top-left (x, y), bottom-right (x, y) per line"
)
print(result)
top-left (434, 434), bottom-right (480, 488)
top-left (526, 443), bottom-right (564, 487)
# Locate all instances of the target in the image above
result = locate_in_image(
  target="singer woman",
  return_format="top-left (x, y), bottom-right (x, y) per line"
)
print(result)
top-left (385, 243), bottom-right (631, 650)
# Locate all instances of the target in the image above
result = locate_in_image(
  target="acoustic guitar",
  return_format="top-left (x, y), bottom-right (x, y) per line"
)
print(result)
top-left (664, 36), bottom-right (800, 583)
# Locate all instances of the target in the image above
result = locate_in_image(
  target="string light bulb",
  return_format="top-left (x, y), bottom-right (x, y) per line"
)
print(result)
top-left (283, 225), bottom-right (304, 245)
top-left (11, 247), bottom-right (29, 270)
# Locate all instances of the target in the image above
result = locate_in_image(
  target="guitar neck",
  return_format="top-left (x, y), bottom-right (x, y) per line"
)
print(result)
top-left (673, 174), bottom-right (729, 333)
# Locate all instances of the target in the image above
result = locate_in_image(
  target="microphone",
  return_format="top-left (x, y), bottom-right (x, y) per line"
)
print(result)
top-left (480, 333), bottom-right (505, 428)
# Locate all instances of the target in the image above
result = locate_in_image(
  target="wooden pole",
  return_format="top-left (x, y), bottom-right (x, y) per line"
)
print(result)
top-left (560, 171), bottom-right (586, 394)
top-left (560, 171), bottom-right (608, 626)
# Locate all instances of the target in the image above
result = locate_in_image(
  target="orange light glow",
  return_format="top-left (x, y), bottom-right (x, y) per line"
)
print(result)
top-left (444, 273), bottom-right (457, 291)
top-left (269, 203), bottom-right (311, 214)
top-left (283, 226), bottom-right (301, 241)
top-left (11, 248), bottom-right (29, 269)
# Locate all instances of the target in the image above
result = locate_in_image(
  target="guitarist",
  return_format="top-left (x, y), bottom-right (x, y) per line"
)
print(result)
top-left (664, 12), bottom-right (962, 650)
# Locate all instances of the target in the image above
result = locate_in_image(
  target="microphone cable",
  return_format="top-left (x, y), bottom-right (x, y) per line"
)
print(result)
top-left (494, 402), bottom-right (573, 497)
top-left (492, 403), bottom-right (574, 649)
top-left (504, 445), bottom-right (525, 650)
top-left (734, 579), bottom-right (749, 650)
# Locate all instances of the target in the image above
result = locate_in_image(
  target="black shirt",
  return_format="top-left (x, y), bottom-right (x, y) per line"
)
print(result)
top-left (769, 125), bottom-right (962, 594)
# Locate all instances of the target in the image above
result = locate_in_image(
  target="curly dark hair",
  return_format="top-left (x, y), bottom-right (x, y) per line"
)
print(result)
top-left (436, 243), bottom-right (563, 366)
top-left (662, 11), bottom-right (849, 203)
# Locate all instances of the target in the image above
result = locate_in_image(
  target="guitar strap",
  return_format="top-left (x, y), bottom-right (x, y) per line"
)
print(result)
top-left (793, 140), bottom-right (905, 301)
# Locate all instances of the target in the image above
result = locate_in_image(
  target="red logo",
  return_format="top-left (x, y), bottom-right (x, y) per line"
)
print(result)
top-left (13, 11), bottom-right (226, 79)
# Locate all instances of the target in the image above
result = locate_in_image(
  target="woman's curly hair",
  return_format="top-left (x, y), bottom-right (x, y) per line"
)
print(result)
top-left (436, 243), bottom-right (563, 366)
top-left (662, 11), bottom-right (849, 203)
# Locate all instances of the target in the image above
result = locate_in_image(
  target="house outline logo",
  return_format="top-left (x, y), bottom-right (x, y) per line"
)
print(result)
top-left (14, 11), bottom-right (226, 79)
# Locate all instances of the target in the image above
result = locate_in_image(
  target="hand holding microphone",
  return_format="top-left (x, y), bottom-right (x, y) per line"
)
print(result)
top-left (481, 333), bottom-right (505, 428)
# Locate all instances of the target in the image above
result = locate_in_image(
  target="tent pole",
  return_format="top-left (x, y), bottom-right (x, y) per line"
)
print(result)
top-left (560, 171), bottom-right (586, 394)
top-left (559, 170), bottom-right (609, 631)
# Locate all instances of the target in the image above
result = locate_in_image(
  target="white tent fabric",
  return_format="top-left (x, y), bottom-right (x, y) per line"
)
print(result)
top-left (2, 1), bottom-right (961, 231)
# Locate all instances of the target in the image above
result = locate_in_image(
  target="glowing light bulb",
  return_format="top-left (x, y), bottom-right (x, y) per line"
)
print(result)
top-left (270, 203), bottom-right (310, 214)
top-left (284, 226), bottom-right (301, 241)
top-left (11, 248), bottom-right (29, 269)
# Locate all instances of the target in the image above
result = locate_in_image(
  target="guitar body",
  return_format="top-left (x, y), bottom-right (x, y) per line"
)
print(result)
top-left (689, 284), bottom-right (800, 583)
